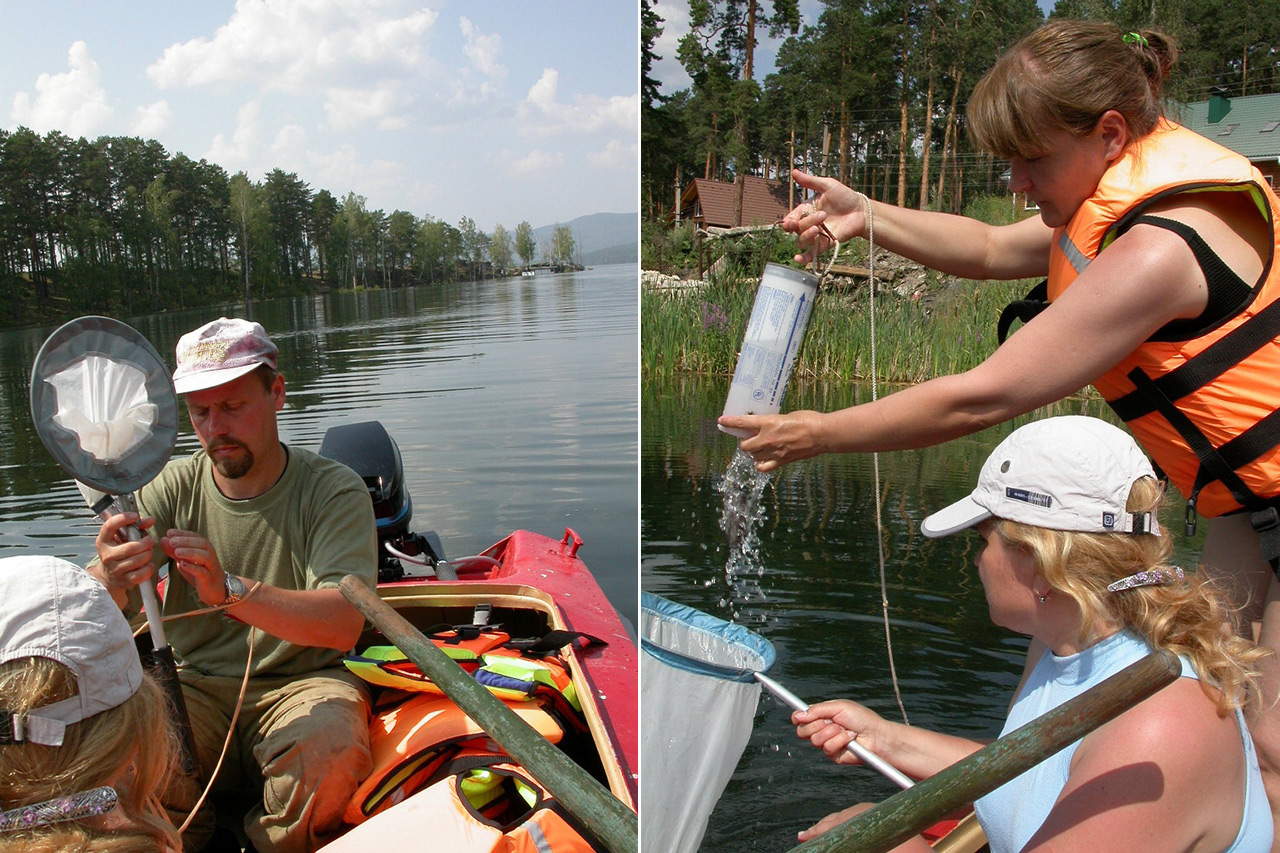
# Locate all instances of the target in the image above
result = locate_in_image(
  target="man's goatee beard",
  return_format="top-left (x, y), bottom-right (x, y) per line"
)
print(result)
top-left (209, 442), bottom-right (254, 479)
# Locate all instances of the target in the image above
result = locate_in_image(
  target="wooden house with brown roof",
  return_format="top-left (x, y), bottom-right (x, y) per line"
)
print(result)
top-left (677, 176), bottom-right (791, 229)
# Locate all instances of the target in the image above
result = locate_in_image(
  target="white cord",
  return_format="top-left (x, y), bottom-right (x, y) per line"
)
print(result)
top-left (382, 542), bottom-right (501, 575)
top-left (133, 583), bottom-right (262, 833)
top-left (854, 191), bottom-right (909, 727)
top-left (177, 628), bottom-right (255, 834)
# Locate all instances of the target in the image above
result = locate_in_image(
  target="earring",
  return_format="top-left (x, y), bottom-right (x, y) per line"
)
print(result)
top-left (1037, 592), bottom-right (1048, 603)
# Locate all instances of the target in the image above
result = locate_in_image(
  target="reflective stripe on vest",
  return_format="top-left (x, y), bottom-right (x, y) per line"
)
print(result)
top-left (1046, 120), bottom-right (1280, 518)
top-left (1056, 230), bottom-right (1090, 275)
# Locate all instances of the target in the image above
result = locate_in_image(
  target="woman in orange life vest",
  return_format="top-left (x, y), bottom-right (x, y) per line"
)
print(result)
top-left (716, 18), bottom-right (1280, 823)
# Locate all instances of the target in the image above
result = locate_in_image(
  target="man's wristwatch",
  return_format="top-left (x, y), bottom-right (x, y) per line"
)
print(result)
top-left (220, 573), bottom-right (246, 606)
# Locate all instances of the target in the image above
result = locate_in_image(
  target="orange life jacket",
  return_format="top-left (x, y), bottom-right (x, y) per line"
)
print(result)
top-left (345, 692), bottom-right (565, 825)
top-left (1046, 120), bottom-right (1280, 521)
top-left (331, 751), bottom-right (601, 851)
top-left (345, 640), bottom-right (579, 708)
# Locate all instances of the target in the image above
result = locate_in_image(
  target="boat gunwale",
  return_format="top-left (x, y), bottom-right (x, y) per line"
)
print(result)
top-left (374, 579), bottom-right (636, 809)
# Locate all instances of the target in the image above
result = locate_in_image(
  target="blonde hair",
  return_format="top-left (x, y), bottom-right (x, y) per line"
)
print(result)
top-left (967, 20), bottom-right (1177, 159)
top-left (995, 476), bottom-right (1266, 715)
top-left (0, 657), bottom-right (180, 852)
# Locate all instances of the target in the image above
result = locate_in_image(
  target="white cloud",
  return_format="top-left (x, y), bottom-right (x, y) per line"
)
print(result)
top-left (324, 82), bottom-right (402, 131)
top-left (307, 142), bottom-right (409, 203)
top-left (271, 123), bottom-right (307, 155)
top-left (460, 16), bottom-right (505, 80)
top-left (507, 148), bottom-right (562, 174)
top-left (11, 40), bottom-right (112, 138)
top-left (586, 138), bottom-right (636, 169)
top-left (521, 69), bottom-right (637, 135)
top-left (527, 68), bottom-right (558, 110)
top-left (131, 101), bottom-right (173, 138)
top-left (205, 99), bottom-right (261, 167)
top-left (147, 0), bottom-right (438, 93)
top-left (651, 1), bottom-right (691, 92)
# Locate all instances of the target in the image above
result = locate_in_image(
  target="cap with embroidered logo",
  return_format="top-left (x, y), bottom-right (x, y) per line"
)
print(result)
top-left (920, 416), bottom-right (1160, 538)
top-left (172, 317), bottom-right (278, 395)
top-left (0, 556), bottom-right (144, 747)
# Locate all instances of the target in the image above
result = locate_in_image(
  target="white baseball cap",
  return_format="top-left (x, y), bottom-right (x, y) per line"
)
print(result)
top-left (172, 317), bottom-right (278, 395)
top-left (0, 556), bottom-right (144, 746)
top-left (921, 416), bottom-right (1160, 538)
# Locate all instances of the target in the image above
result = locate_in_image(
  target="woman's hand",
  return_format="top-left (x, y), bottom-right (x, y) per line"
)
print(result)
top-left (718, 410), bottom-right (826, 472)
top-left (798, 802), bottom-right (874, 842)
top-left (799, 802), bottom-right (932, 850)
top-left (781, 170), bottom-right (868, 265)
top-left (793, 699), bottom-right (888, 766)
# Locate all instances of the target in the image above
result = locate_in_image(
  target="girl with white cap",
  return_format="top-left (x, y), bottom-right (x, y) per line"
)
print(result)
top-left (0, 556), bottom-right (179, 852)
top-left (792, 416), bottom-right (1272, 852)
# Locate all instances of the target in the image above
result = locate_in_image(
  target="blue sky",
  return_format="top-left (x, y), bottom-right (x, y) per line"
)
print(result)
top-left (0, 1), bottom-right (638, 232)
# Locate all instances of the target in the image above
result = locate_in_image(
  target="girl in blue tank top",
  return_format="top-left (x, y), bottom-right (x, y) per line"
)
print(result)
top-left (792, 416), bottom-right (1272, 851)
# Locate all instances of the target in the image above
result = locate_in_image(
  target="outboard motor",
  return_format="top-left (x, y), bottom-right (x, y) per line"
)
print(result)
top-left (319, 421), bottom-right (444, 581)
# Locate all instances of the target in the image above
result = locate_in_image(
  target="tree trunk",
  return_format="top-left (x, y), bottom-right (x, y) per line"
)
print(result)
top-left (732, 0), bottom-right (758, 228)
top-left (840, 101), bottom-right (850, 185)
top-left (917, 2), bottom-right (938, 210)
top-left (937, 65), bottom-right (962, 213)
top-left (897, 99), bottom-right (909, 207)
top-left (788, 128), bottom-right (796, 209)
top-left (896, 0), bottom-right (911, 208)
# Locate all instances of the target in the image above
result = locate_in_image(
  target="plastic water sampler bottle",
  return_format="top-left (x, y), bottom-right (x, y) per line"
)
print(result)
top-left (720, 263), bottom-right (819, 437)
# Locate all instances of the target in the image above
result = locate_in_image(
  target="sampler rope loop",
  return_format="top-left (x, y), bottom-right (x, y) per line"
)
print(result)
top-left (855, 191), bottom-right (909, 726)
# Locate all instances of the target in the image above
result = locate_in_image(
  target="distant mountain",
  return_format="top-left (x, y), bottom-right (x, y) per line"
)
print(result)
top-left (530, 212), bottom-right (636, 265)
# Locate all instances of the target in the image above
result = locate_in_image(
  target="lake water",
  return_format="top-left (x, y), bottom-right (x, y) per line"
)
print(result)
top-left (0, 263), bottom-right (638, 631)
top-left (640, 373), bottom-right (1207, 851)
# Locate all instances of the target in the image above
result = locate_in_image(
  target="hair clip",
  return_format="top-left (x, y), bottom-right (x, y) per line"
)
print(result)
top-left (1122, 31), bottom-right (1148, 47)
top-left (0, 786), bottom-right (118, 833)
top-left (1107, 566), bottom-right (1184, 592)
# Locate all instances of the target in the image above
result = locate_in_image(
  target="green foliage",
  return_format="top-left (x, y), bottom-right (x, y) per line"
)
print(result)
top-left (0, 126), bottom-right (513, 327)
top-left (549, 224), bottom-right (577, 266)
top-left (643, 260), bottom-right (1043, 387)
top-left (515, 221), bottom-right (536, 267)
top-left (642, 220), bottom-right (802, 277)
top-left (961, 193), bottom-right (1039, 226)
top-left (489, 223), bottom-right (515, 274)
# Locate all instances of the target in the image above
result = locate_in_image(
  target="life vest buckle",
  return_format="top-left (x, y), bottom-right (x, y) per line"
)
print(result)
top-left (1251, 506), bottom-right (1280, 534)
top-left (1184, 498), bottom-right (1198, 537)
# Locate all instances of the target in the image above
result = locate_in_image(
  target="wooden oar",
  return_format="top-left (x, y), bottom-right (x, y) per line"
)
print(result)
top-left (339, 575), bottom-right (637, 853)
top-left (785, 648), bottom-right (1181, 853)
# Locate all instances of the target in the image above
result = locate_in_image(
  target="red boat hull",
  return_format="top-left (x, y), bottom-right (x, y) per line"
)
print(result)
top-left (378, 527), bottom-right (638, 809)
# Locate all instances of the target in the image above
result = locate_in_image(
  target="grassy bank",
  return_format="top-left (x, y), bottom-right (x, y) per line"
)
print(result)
top-left (642, 260), bottom-right (1037, 384)
top-left (642, 193), bottom-right (1052, 385)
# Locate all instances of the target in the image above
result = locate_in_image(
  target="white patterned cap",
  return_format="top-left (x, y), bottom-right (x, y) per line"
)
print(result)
top-left (921, 416), bottom-right (1160, 538)
top-left (0, 557), bottom-right (144, 746)
top-left (172, 317), bottom-right (278, 395)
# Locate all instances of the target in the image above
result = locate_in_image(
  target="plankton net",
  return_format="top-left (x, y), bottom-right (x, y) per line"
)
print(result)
top-left (30, 316), bottom-right (179, 494)
top-left (29, 316), bottom-right (193, 771)
top-left (641, 592), bottom-right (776, 853)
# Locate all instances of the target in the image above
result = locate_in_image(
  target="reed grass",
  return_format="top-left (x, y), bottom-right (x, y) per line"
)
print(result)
top-left (642, 260), bottom-right (1040, 385)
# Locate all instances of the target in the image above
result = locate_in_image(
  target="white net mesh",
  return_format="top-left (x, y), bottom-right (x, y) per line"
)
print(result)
top-left (641, 595), bottom-right (773, 853)
top-left (47, 355), bottom-right (158, 463)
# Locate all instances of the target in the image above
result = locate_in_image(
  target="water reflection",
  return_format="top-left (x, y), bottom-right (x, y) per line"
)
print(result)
top-left (641, 372), bottom-right (1204, 850)
top-left (2, 265), bottom-right (638, 628)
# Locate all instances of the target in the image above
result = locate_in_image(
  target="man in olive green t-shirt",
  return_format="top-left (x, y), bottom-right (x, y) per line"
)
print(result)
top-left (89, 317), bottom-right (378, 853)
